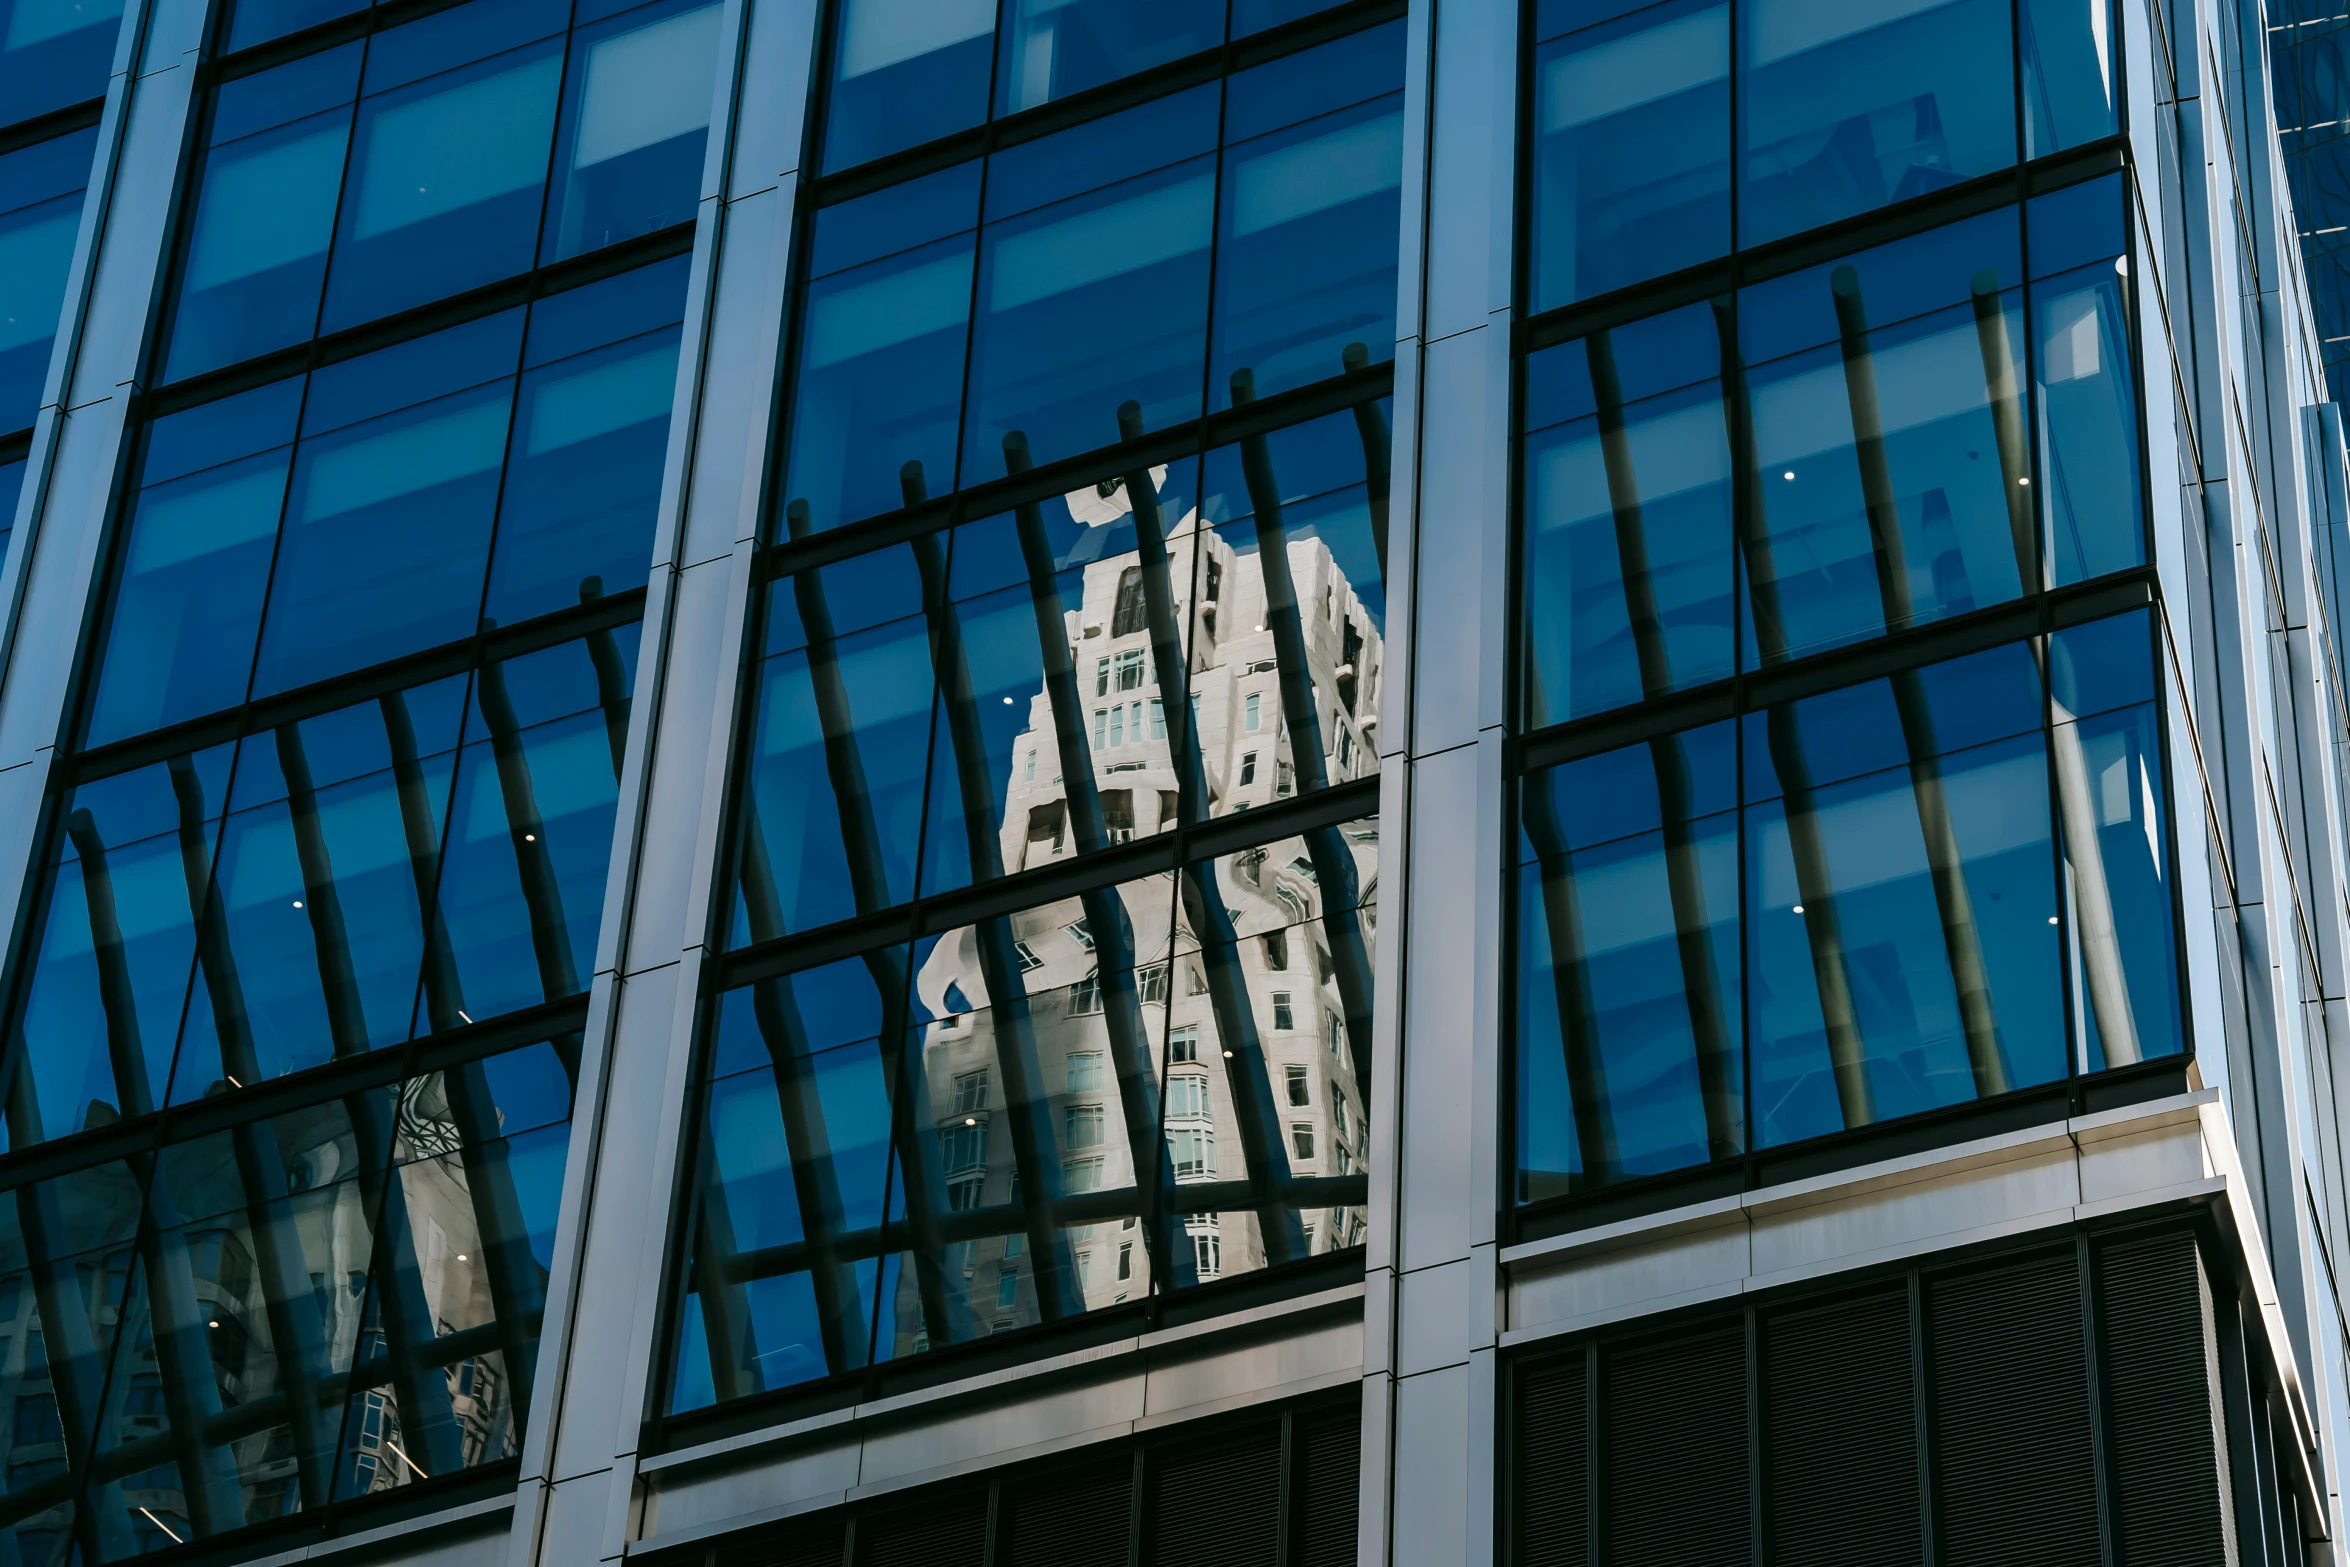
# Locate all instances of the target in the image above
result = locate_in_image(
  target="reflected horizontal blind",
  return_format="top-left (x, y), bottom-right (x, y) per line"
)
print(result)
top-left (2095, 1231), bottom-right (2231, 1565)
top-left (1001, 1461), bottom-right (1131, 1567)
top-left (1602, 1324), bottom-right (1749, 1566)
top-left (1761, 1288), bottom-right (1920, 1567)
top-left (1513, 1355), bottom-right (1588, 1567)
top-left (857, 1491), bottom-right (988, 1567)
top-left (1144, 1425), bottom-right (1282, 1567)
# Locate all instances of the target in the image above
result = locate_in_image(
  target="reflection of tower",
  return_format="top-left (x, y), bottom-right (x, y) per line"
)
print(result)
top-left (901, 465), bottom-right (1379, 1347)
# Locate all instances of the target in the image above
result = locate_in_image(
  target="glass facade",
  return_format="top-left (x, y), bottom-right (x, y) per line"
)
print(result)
top-left (1529, 0), bottom-right (2120, 310)
top-left (1512, 18), bottom-right (2176, 1209)
top-left (2278, 0), bottom-right (2350, 406)
top-left (657, 4), bottom-right (1399, 1419)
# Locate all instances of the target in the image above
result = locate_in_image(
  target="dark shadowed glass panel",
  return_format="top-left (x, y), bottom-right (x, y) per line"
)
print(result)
top-left (995, 0), bottom-right (1221, 116)
top-left (1531, 0), bottom-right (1729, 311)
top-left (1737, 209), bottom-right (2031, 666)
top-left (0, 1161), bottom-right (141, 1559)
top-left (1738, 0), bottom-right (2015, 246)
top-left (0, 128), bottom-right (97, 434)
top-left (1522, 304), bottom-right (1733, 723)
top-left (540, 0), bottom-right (718, 261)
top-left (2049, 612), bottom-right (2179, 1070)
top-left (1517, 724), bottom-right (1738, 1198)
top-left (0, 0), bottom-right (122, 129)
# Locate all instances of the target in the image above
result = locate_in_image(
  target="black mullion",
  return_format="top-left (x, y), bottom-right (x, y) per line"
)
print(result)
top-left (1911, 1267), bottom-right (1938, 1567)
top-left (2075, 1233), bottom-right (2120, 1567)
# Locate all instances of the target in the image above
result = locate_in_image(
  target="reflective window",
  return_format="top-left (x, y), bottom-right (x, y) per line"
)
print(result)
top-left (0, 1037), bottom-right (577, 1559)
top-left (1519, 181), bottom-right (2139, 728)
top-left (1526, 0), bottom-right (2120, 308)
top-left (1514, 610), bottom-right (2179, 1200)
top-left (816, 0), bottom-right (1358, 173)
top-left (90, 258), bottom-right (687, 747)
top-left (10, 627), bottom-right (634, 1146)
top-left (0, 128), bottom-right (96, 434)
top-left (164, 0), bottom-right (717, 380)
top-left (736, 397), bottom-right (1388, 944)
top-left (667, 817), bottom-right (1374, 1408)
top-left (0, 0), bottom-right (122, 129)
top-left (780, 21), bottom-right (1405, 536)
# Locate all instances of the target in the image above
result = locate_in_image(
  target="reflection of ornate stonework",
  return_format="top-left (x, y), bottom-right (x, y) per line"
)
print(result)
top-left (893, 473), bottom-right (1380, 1349)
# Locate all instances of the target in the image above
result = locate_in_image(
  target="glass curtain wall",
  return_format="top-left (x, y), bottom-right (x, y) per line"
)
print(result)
top-left (0, 0), bottom-right (715, 1548)
top-left (659, 2), bottom-right (1402, 1422)
top-left (1514, 0), bottom-right (2174, 1213)
top-left (1528, 0), bottom-right (2120, 310)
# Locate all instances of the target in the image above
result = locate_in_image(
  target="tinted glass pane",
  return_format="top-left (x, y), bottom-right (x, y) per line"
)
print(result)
top-left (0, 0), bottom-right (122, 128)
top-left (1532, 0), bottom-right (1729, 311)
top-left (2022, 0), bottom-right (2116, 156)
top-left (1738, 0), bottom-right (2015, 246)
top-left (0, 128), bottom-right (96, 434)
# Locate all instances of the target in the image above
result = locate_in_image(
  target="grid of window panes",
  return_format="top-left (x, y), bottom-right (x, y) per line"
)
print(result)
top-left (660, 2), bottom-right (1400, 1418)
top-left (1511, 0), bottom-right (2179, 1209)
top-left (0, 0), bottom-right (722, 1544)
top-left (2273, 0), bottom-right (2350, 406)
top-left (0, 1032), bottom-right (578, 1561)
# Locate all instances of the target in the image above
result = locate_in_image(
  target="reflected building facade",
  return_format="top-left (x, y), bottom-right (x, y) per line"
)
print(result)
top-left (0, 0), bottom-right (2348, 1563)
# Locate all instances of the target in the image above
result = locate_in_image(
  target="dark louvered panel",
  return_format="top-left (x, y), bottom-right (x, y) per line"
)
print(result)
top-left (1000, 1461), bottom-right (1133, 1567)
top-left (1926, 1255), bottom-right (2100, 1567)
top-left (1601, 1325), bottom-right (1750, 1567)
top-left (2095, 1232), bottom-right (2231, 1566)
top-left (1514, 1356), bottom-right (1588, 1567)
top-left (1760, 1288), bottom-right (1921, 1567)
top-left (857, 1492), bottom-right (988, 1567)
top-left (1144, 1424), bottom-right (1282, 1567)
top-left (1292, 1408), bottom-right (1362, 1567)
top-left (743, 1513), bottom-right (846, 1567)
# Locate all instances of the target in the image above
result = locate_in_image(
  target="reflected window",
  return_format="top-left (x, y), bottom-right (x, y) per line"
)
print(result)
top-left (0, 128), bottom-right (96, 435)
top-left (0, 0), bottom-right (122, 128)
top-left (1514, 613), bottom-right (2179, 1201)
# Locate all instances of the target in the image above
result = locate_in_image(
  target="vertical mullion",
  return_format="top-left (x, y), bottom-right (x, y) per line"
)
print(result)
top-left (2076, 1233), bottom-right (2119, 1567)
top-left (1586, 1338), bottom-right (1602, 1567)
top-left (1746, 1303), bottom-right (1765, 1565)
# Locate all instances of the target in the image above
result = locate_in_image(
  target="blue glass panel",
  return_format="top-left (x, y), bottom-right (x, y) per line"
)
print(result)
top-left (226, 0), bottom-right (367, 53)
top-left (780, 229), bottom-right (974, 531)
top-left (0, 0), bottom-right (122, 128)
top-left (542, 0), bottom-right (718, 260)
top-left (0, 128), bottom-right (95, 433)
top-left (1212, 61), bottom-right (1402, 403)
top-left (1232, 0), bottom-right (1352, 32)
top-left (983, 86), bottom-right (1218, 222)
top-left (2050, 612), bottom-right (2177, 1068)
top-left (2030, 181), bottom-right (2138, 584)
top-left (11, 748), bottom-right (232, 1140)
top-left (2022, 0), bottom-right (2116, 156)
top-left (319, 37), bottom-right (564, 331)
top-left (819, 0), bottom-right (994, 172)
top-left (806, 162), bottom-right (979, 279)
top-left (734, 554), bottom-right (934, 942)
top-left (1523, 304), bottom-right (1733, 723)
top-left (1738, 0), bottom-right (2015, 246)
top-left (964, 155), bottom-right (1214, 480)
top-left (1738, 211), bottom-right (2031, 665)
top-left (995, 0), bottom-right (1221, 117)
top-left (667, 965), bottom-right (898, 1408)
top-left (1532, 0), bottom-right (1729, 311)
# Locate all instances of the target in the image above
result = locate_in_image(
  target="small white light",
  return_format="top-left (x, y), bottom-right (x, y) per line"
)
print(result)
top-left (457, 1253), bottom-right (468, 1262)
top-left (964, 1116), bottom-right (977, 1126)
top-left (292, 900), bottom-right (303, 909)
top-left (2049, 916), bottom-right (2060, 925)
top-left (2018, 476), bottom-right (2032, 487)
top-left (1223, 1049), bottom-right (1235, 1058)
top-left (1003, 696), bottom-right (1014, 705)
top-left (1782, 470), bottom-right (1796, 481)
top-left (1792, 904), bottom-right (1805, 914)
top-left (524, 833), bottom-right (536, 842)
top-left (208, 1320), bottom-right (220, 1329)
